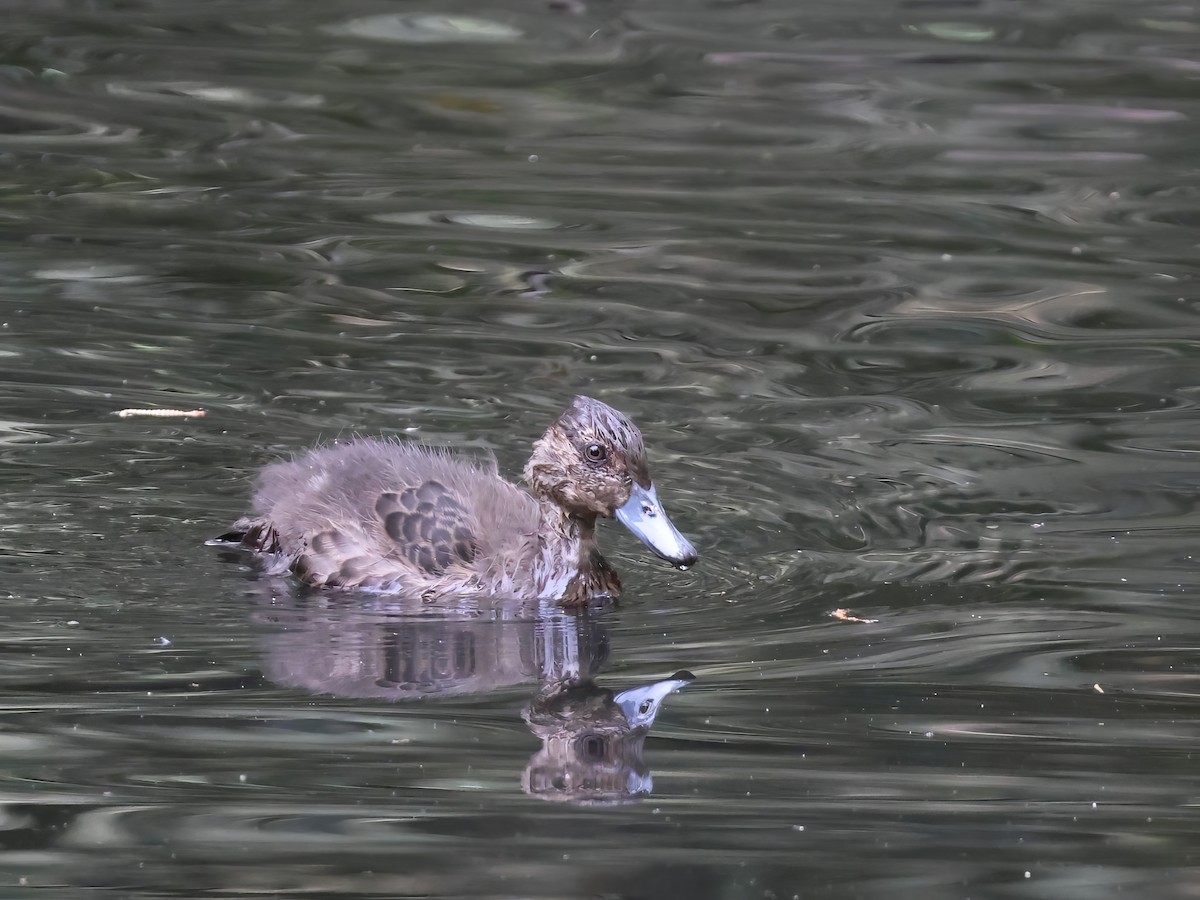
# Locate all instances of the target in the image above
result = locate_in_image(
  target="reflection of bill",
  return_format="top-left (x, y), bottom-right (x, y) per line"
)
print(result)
top-left (522, 672), bottom-right (694, 806)
top-left (255, 590), bottom-right (694, 804)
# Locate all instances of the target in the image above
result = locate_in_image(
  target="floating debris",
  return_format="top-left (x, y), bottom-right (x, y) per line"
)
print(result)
top-left (830, 608), bottom-right (878, 624)
top-left (324, 14), bottom-right (522, 44)
top-left (115, 408), bottom-right (206, 419)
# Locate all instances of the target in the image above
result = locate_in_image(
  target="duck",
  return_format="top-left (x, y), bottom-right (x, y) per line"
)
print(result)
top-left (212, 396), bottom-right (698, 606)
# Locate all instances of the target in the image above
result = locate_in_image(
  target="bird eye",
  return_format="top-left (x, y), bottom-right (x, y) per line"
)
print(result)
top-left (584, 443), bottom-right (608, 462)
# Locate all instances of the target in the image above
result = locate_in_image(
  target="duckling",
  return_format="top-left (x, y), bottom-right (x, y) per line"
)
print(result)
top-left (213, 396), bottom-right (697, 606)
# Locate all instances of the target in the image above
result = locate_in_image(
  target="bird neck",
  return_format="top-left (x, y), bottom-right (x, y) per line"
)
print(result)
top-left (535, 501), bottom-right (620, 605)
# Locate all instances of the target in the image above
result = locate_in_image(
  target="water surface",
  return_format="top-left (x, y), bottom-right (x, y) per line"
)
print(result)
top-left (0, 0), bottom-right (1198, 896)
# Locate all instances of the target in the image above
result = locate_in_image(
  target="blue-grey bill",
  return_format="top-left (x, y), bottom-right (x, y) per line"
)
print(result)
top-left (614, 671), bottom-right (696, 730)
top-left (614, 482), bottom-right (698, 568)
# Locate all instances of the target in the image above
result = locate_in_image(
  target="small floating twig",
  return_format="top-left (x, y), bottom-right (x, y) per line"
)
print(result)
top-left (114, 408), bottom-right (207, 419)
top-left (830, 608), bottom-right (878, 624)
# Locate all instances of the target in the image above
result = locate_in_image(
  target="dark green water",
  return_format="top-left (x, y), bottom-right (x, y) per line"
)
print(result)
top-left (0, 0), bottom-right (1198, 896)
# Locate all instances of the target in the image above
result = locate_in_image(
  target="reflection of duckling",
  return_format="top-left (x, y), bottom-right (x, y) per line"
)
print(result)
top-left (522, 672), bottom-right (694, 805)
top-left (215, 396), bottom-right (697, 606)
top-left (257, 593), bottom-right (610, 700)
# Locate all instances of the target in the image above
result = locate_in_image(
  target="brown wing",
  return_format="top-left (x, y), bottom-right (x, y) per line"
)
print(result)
top-left (218, 477), bottom-right (482, 591)
top-left (373, 480), bottom-right (478, 575)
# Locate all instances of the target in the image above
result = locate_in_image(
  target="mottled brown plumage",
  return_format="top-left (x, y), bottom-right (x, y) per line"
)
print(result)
top-left (213, 396), bottom-right (698, 606)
